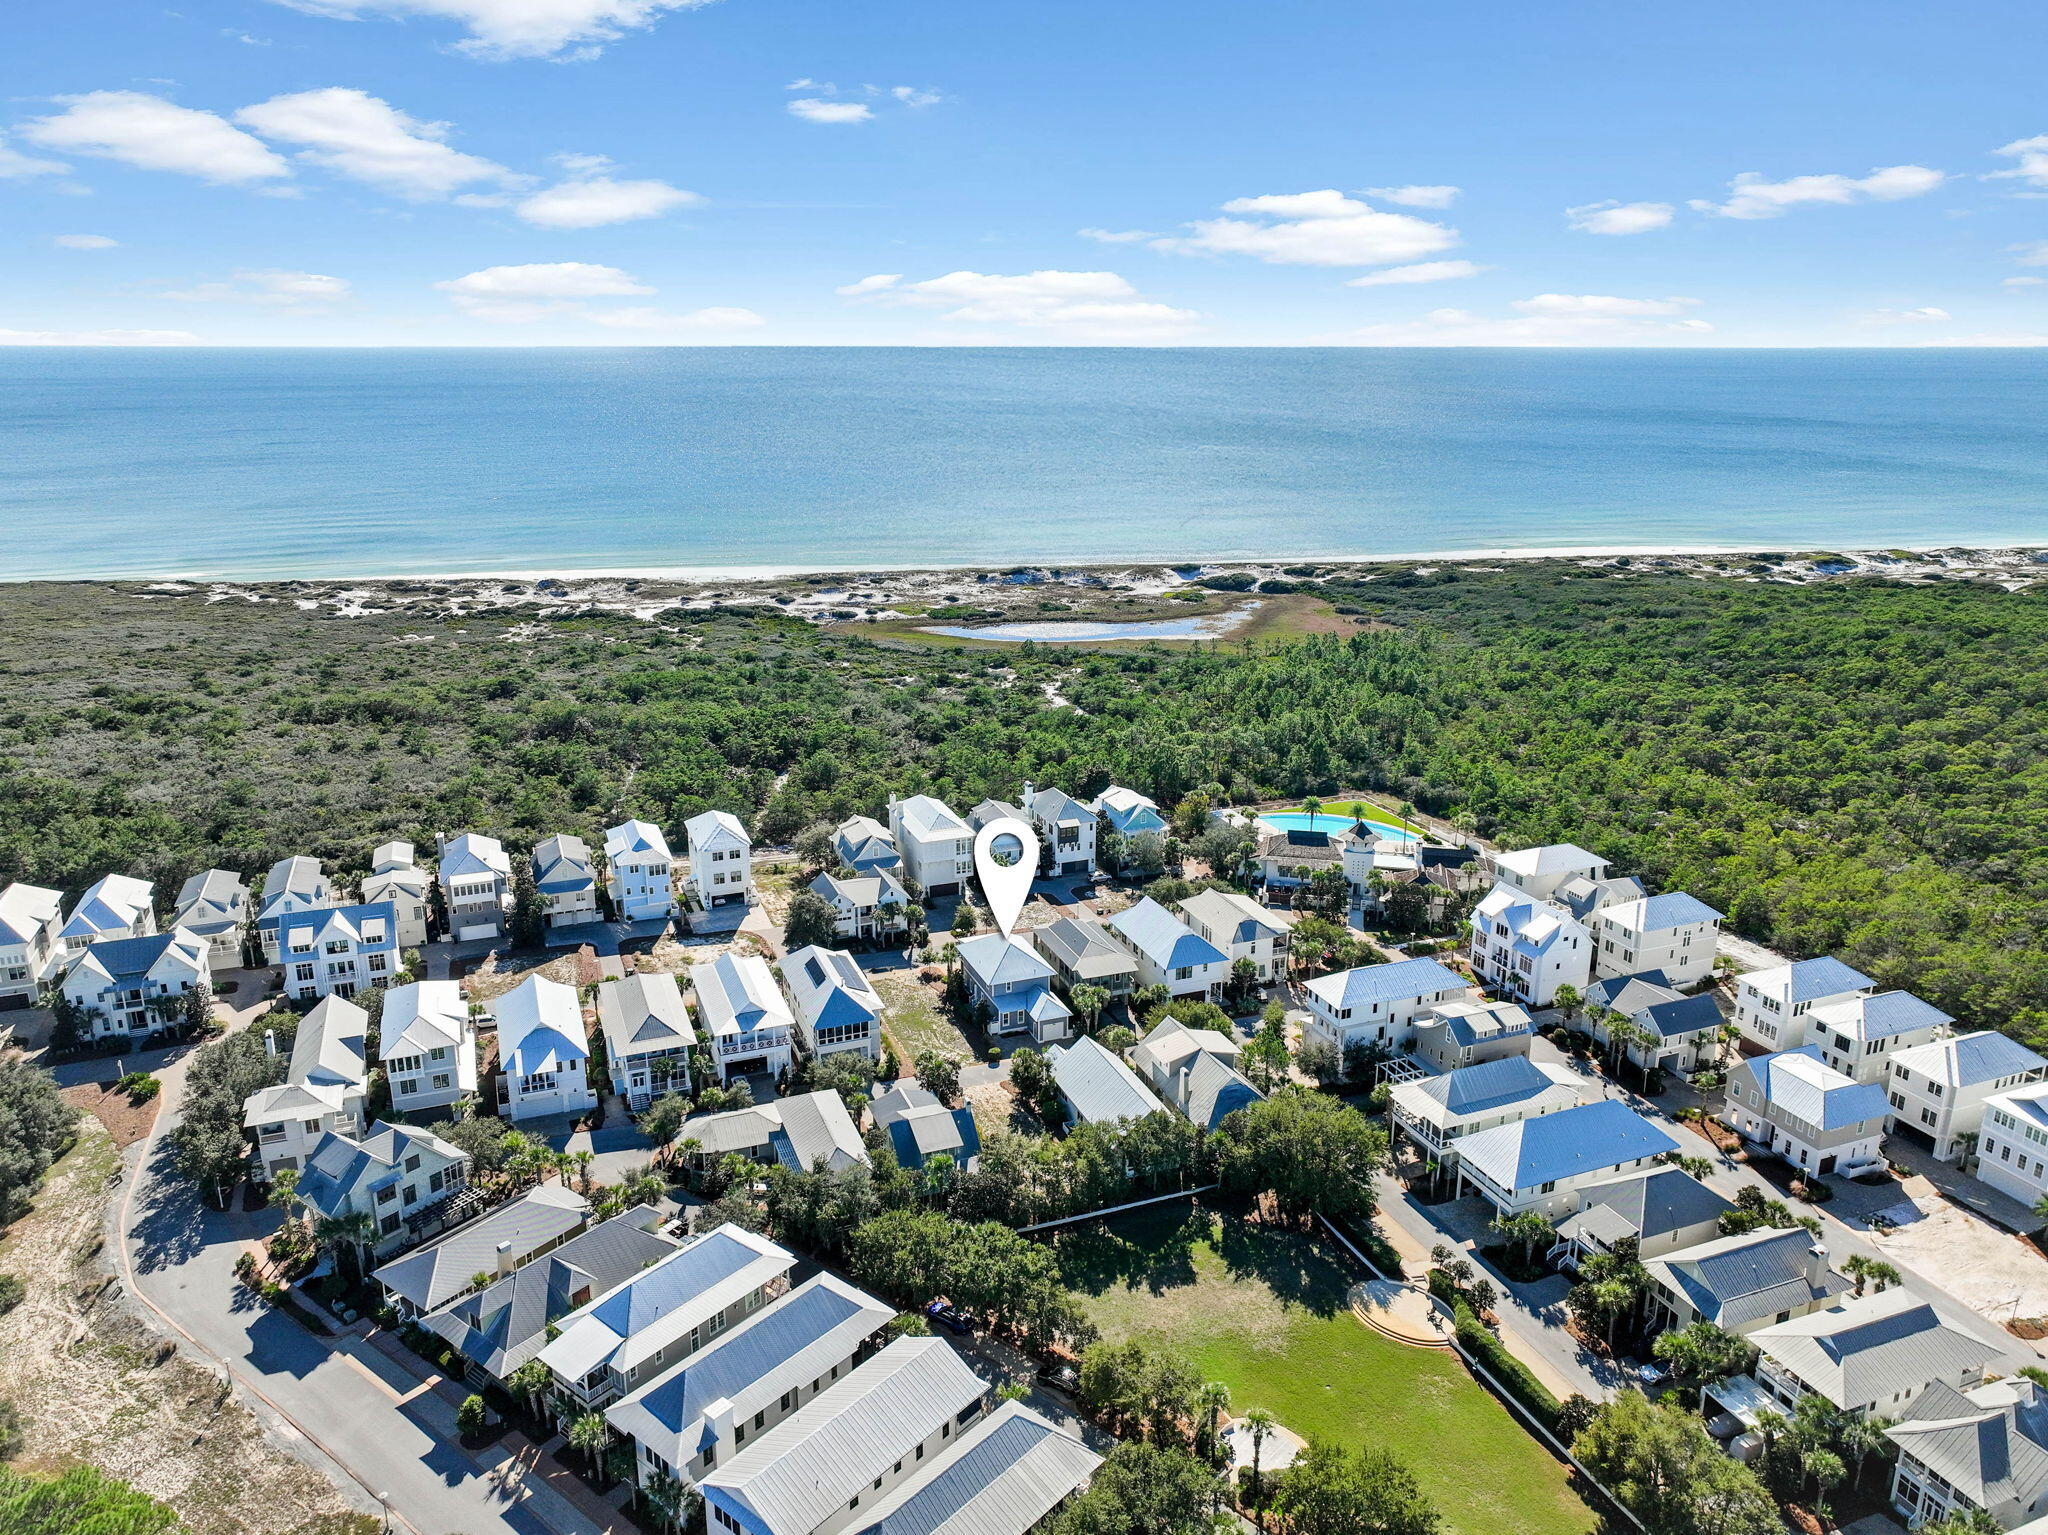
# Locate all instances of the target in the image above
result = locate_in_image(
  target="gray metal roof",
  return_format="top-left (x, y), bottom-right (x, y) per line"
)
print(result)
top-left (1028, 919), bottom-right (1137, 980)
top-left (1047, 1036), bottom-right (1166, 1125)
top-left (533, 833), bottom-right (597, 893)
top-left (1305, 957), bottom-right (1466, 1014)
top-left (1752, 1288), bottom-right (2017, 1411)
top-left (597, 972), bottom-right (697, 1059)
top-left (848, 1401), bottom-right (1101, 1535)
top-left (289, 994), bottom-right (369, 1089)
top-left (1741, 1046), bottom-right (1890, 1130)
top-left (1401, 1055), bottom-right (1575, 1120)
top-left (1806, 988), bottom-right (1953, 1043)
top-left (423, 1207), bottom-right (680, 1379)
top-left (371, 1184), bottom-right (590, 1312)
top-left (1562, 1167), bottom-right (1734, 1244)
top-left (886, 1105), bottom-right (981, 1170)
top-left (1646, 1227), bottom-right (1849, 1329)
top-left (1105, 898), bottom-right (1226, 970)
top-left (702, 1337), bottom-right (988, 1535)
top-left (1891, 1030), bottom-right (2048, 1090)
top-left (1887, 1379), bottom-right (2048, 1516)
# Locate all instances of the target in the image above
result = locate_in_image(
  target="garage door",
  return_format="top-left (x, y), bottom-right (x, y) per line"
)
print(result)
top-left (457, 923), bottom-right (498, 941)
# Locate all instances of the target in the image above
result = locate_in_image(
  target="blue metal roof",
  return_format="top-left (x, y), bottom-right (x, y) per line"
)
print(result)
top-left (1458, 1099), bottom-right (1678, 1192)
top-left (1309, 956), bottom-right (1465, 1012)
top-left (1106, 898), bottom-right (1227, 970)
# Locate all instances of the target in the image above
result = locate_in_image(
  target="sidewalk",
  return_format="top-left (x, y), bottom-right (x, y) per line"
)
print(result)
top-left (360, 1326), bottom-right (641, 1535)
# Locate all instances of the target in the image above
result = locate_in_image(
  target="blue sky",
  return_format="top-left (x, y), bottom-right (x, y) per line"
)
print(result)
top-left (4, 0), bottom-right (2046, 345)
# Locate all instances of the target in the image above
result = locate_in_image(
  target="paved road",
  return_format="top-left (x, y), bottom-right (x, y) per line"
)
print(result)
top-left (112, 1014), bottom-right (617, 1535)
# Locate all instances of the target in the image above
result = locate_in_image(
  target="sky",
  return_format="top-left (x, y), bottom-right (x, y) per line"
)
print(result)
top-left (3, 0), bottom-right (2047, 346)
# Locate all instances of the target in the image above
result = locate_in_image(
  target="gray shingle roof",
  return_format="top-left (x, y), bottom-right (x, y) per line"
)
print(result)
top-left (371, 1184), bottom-right (590, 1313)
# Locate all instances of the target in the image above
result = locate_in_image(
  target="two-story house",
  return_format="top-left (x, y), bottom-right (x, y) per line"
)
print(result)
top-left (1020, 783), bottom-right (1096, 877)
top-left (699, 1337), bottom-right (990, 1535)
top-left (1582, 972), bottom-right (1725, 1074)
top-left (1586, 892), bottom-right (1724, 987)
top-left (294, 1121), bottom-right (471, 1256)
top-left (1808, 990), bottom-right (1955, 1083)
top-left (1387, 1054), bottom-right (1583, 1166)
top-left (1731, 956), bottom-right (1876, 1052)
top-left (686, 811), bottom-right (754, 916)
top-left (495, 974), bottom-right (597, 1122)
top-left (60, 873), bottom-right (155, 954)
top-left (362, 840), bottom-right (434, 950)
top-left (1885, 1031), bottom-right (2048, 1163)
top-left (1548, 1167), bottom-right (1736, 1272)
top-left (1045, 1035), bottom-right (1166, 1129)
top-left (0, 882), bottom-right (63, 1008)
top-left (276, 901), bottom-right (397, 1002)
top-left (1487, 843), bottom-right (1610, 902)
top-left (1299, 956), bottom-right (1470, 1058)
top-left (783, 945), bottom-right (884, 1064)
top-left (1975, 1082), bottom-right (2048, 1210)
top-left (692, 952), bottom-right (795, 1082)
top-left (1453, 1097), bottom-right (1679, 1218)
top-left (1751, 1287), bottom-right (2018, 1421)
top-left (609, 1272), bottom-right (894, 1495)
top-left (538, 1222), bottom-right (795, 1412)
top-left (953, 933), bottom-right (1073, 1043)
top-left (1104, 897), bottom-right (1230, 1002)
top-left (1088, 786), bottom-right (1168, 864)
top-left (1725, 1045), bottom-right (1890, 1178)
top-left (1408, 998), bottom-right (1537, 1074)
top-left (438, 831), bottom-right (513, 942)
top-left (605, 820), bottom-right (677, 923)
top-left (1467, 883), bottom-right (1592, 1009)
top-left (596, 972), bottom-right (696, 1112)
top-left (59, 927), bottom-right (210, 1040)
top-left (887, 796), bottom-right (973, 898)
top-left (170, 869), bottom-right (250, 970)
top-left (1028, 917), bottom-right (1139, 999)
top-left (1177, 889), bottom-right (1289, 984)
top-left (1131, 1017), bottom-right (1262, 1131)
top-left (380, 979), bottom-right (478, 1112)
top-left (373, 1183), bottom-right (593, 1321)
top-left (674, 1092), bottom-right (869, 1175)
top-left (532, 834), bottom-right (601, 929)
top-left (1888, 1376), bottom-right (2048, 1531)
top-left (242, 994), bottom-right (370, 1181)
top-left (830, 816), bottom-right (901, 875)
top-left (256, 856), bottom-right (337, 963)
top-left (805, 870), bottom-right (910, 946)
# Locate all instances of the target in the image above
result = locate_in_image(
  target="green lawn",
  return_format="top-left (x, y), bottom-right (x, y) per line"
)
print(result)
top-left (1053, 1205), bottom-right (1599, 1535)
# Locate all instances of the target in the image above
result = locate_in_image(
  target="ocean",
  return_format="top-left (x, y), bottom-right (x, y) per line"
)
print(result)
top-left (4, 347), bottom-right (2047, 582)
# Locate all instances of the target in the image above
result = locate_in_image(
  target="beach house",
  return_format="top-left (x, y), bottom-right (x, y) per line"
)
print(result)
top-left (805, 870), bottom-right (910, 945)
top-left (1643, 1227), bottom-right (1849, 1337)
top-left (672, 1091), bottom-right (869, 1175)
top-left (438, 831), bottom-right (514, 942)
top-left (1453, 1098), bottom-right (1679, 1218)
top-left (494, 975), bottom-right (595, 1122)
top-left (596, 972), bottom-right (696, 1112)
top-left (1975, 1082), bottom-right (2048, 1209)
top-left (869, 1083), bottom-right (980, 1173)
top-left (605, 820), bottom-right (677, 923)
top-left (1177, 888), bottom-right (1289, 983)
top-left (1104, 897), bottom-right (1229, 1002)
top-left (1487, 843), bottom-right (1611, 902)
top-left (1725, 1045), bottom-right (1890, 1178)
top-left (275, 900), bottom-right (397, 1002)
top-left (782, 945), bottom-right (883, 1063)
top-left (953, 933), bottom-right (1073, 1043)
top-left (242, 994), bottom-right (370, 1181)
top-left (1409, 998), bottom-right (1536, 1074)
top-left (1751, 1288), bottom-right (2018, 1420)
top-left (1298, 956), bottom-right (1470, 1058)
top-left (60, 873), bottom-right (155, 954)
top-left (1046, 1035), bottom-right (1166, 1129)
top-left (1548, 1168), bottom-right (1736, 1270)
top-left (1028, 917), bottom-right (1138, 998)
top-left (380, 979), bottom-right (478, 1113)
top-left (293, 1122), bottom-right (472, 1256)
top-left (373, 1184), bottom-right (592, 1319)
top-left (59, 927), bottom-right (210, 1040)
top-left (1386, 1054), bottom-right (1582, 1165)
top-left (886, 796), bottom-right (973, 898)
top-left (532, 834), bottom-right (600, 929)
top-left (362, 840), bottom-right (434, 950)
top-left (170, 869), bottom-right (250, 969)
top-left (1131, 1017), bottom-right (1262, 1130)
top-left (1586, 892), bottom-right (1724, 987)
top-left (692, 953), bottom-right (796, 1082)
top-left (1020, 783), bottom-right (1097, 877)
top-left (1731, 956), bottom-right (1876, 1052)
top-left (256, 856), bottom-right (336, 962)
top-left (1582, 972), bottom-right (1724, 1074)
top-left (1884, 1030), bottom-right (2048, 1163)
top-left (686, 811), bottom-right (754, 916)
top-left (1887, 1376), bottom-right (2048, 1531)
top-left (1467, 883), bottom-right (1592, 1009)
top-left (1808, 990), bottom-right (1955, 1084)
top-left (830, 816), bottom-right (901, 875)
top-left (0, 882), bottom-right (63, 1008)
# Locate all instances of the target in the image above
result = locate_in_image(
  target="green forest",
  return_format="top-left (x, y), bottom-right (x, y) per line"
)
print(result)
top-left (2, 562), bottom-right (2045, 1039)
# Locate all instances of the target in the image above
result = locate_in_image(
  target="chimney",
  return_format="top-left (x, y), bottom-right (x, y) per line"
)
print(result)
top-left (1806, 1242), bottom-right (1828, 1289)
top-left (263, 1029), bottom-right (277, 1057)
top-left (705, 1396), bottom-right (737, 1448)
top-left (496, 1239), bottom-right (516, 1277)
top-left (1023, 781), bottom-right (1036, 814)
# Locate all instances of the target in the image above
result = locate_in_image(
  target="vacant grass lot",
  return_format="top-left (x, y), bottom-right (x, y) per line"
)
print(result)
top-left (1054, 1204), bottom-right (1599, 1535)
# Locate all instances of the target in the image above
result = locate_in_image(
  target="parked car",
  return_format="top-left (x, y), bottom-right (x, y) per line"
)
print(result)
top-left (925, 1300), bottom-right (975, 1336)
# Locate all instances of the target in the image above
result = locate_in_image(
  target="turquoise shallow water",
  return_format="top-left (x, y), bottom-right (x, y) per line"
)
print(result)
top-left (3, 347), bottom-right (2048, 581)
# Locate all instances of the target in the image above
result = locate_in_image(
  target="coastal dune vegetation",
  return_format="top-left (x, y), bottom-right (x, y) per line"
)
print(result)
top-left (1, 561), bottom-right (2044, 1038)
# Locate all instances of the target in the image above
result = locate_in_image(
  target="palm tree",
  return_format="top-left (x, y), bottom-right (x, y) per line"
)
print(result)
top-left (1241, 1407), bottom-right (1277, 1506)
top-left (505, 1358), bottom-right (551, 1420)
top-left (1489, 1210), bottom-right (1553, 1269)
top-left (1070, 984), bottom-right (1110, 1032)
top-left (1195, 1381), bottom-right (1231, 1462)
top-left (312, 1209), bottom-right (378, 1284)
top-left (567, 1411), bottom-right (611, 1474)
top-left (1301, 796), bottom-right (1323, 831)
top-left (1835, 1412), bottom-right (1893, 1489)
top-left (1842, 1253), bottom-right (1902, 1297)
top-left (1551, 984), bottom-right (1582, 1025)
top-left (572, 1149), bottom-right (595, 1194)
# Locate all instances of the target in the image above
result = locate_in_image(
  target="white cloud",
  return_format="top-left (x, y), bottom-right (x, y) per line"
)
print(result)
top-left (166, 268), bottom-right (352, 305)
top-left (890, 86), bottom-right (944, 108)
top-left (264, 0), bottom-right (712, 61)
top-left (54, 233), bottom-right (118, 249)
top-left (844, 268), bottom-right (1201, 342)
top-left (1856, 306), bottom-right (1950, 325)
top-left (2006, 276), bottom-right (2047, 288)
top-left (1079, 227), bottom-right (1159, 244)
top-left (515, 168), bottom-right (699, 228)
top-left (2010, 240), bottom-right (2048, 267)
top-left (236, 88), bottom-right (511, 200)
top-left (1989, 135), bottom-right (2048, 190)
top-left (1565, 200), bottom-right (1675, 235)
top-left (1344, 259), bottom-right (1486, 287)
top-left (0, 132), bottom-right (69, 179)
top-left (785, 78), bottom-right (821, 91)
top-left (587, 305), bottom-right (765, 331)
top-left (0, 327), bottom-right (199, 345)
top-left (835, 273), bottom-right (902, 296)
top-left (20, 91), bottom-right (289, 184)
top-left (1152, 189), bottom-right (1459, 268)
top-left (1338, 294), bottom-right (1712, 346)
top-left (788, 98), bottom-right (873, 125)
top-left (1362, 184), bottom-right (1459, 208)
top-left (1689, 164), bottom-right (1944, 220)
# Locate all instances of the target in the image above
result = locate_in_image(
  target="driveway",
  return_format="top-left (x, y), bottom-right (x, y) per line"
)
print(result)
top-left (111, 1008), bottom-right (642, 1535)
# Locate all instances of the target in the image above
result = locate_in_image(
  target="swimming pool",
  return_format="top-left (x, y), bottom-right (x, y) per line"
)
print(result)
top-left (1257, 810), bottom-right (1419, 842)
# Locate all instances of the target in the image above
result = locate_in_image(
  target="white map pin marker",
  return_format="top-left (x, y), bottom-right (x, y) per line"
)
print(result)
top-left (972, 816), bottom-right (1040, 938)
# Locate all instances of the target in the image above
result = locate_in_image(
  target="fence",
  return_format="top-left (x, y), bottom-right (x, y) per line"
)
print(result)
top-left (1017, 1184), bottom-right (1219, 1234)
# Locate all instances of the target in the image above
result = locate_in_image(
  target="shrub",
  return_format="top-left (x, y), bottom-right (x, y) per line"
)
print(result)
top-left (0, 1274), bottom-right (22, 1315)
top-left (1451, 1301), bottom-right (1560, 1433)
top-left (117, 1072), bottom-right (161, 1102)
top-left (457, 1395), bottom-right (490, 1436)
